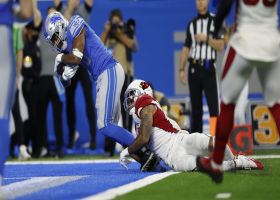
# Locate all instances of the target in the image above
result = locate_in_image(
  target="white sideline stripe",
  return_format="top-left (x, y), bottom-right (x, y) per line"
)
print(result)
top-left (250, 155), bottom-right (280, 159)
top-left (6, 155), bottom-right (280, 165)
top-left (83, 172), bottom-right (179, 200)
top-left (6, 159), bottom-right (119, 165)
top-left (2, 176), bottom-right (85, 199)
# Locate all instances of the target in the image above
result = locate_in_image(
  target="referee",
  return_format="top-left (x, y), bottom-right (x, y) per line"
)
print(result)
top-left (179, 0), bottom-right (224, 135)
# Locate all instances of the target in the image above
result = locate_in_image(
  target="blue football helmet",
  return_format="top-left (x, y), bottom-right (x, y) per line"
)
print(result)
top-left (44, 11), bottom-right (68, 52)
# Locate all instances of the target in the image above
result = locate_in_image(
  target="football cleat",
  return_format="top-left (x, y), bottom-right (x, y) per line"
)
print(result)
top-left (196, 156), bottom-right (223, 184)
top-left (235, 155), bottom-right (264, 170)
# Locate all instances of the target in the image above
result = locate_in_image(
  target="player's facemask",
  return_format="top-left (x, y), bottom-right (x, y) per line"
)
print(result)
top-left (50, 32), bottom-right (67, 52)
top-left (123, 88), bottom-right (142, 115)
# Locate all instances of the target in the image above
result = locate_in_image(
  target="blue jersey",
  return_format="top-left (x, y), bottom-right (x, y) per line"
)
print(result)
top-left (66, 15), bottom-right (116, 80)
top-left (0, 0), bottom-right (13, 26)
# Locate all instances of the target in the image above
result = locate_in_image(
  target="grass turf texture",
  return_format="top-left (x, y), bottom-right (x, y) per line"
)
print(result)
top-left (117, 153), bottom-right (280, 200)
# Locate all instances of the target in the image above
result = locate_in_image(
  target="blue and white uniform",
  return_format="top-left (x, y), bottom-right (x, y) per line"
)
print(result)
top-left (65, 15), bottom-right (134, 145)
top-left (0, 0), bottom-right (16, 178)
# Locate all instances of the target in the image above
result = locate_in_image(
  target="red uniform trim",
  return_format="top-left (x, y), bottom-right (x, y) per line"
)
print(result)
top-left (221, 46), bottom-right (236, 80)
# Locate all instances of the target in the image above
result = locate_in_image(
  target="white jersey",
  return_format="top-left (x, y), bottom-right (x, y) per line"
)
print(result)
top-left (133, 94), bottom-right (181, 161)
top-left (230, 0), bottom-right (280, 61)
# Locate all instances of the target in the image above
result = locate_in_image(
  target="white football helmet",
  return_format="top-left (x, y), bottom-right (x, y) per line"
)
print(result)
top-left (124, 79), bottom-right (153, 115)
top-left (44, 11), bottom-right (68, 52)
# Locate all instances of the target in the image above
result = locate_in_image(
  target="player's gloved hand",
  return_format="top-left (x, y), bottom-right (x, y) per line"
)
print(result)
top-left (54, 53), bottom-right (63, 73)
top-left (119, 147), bottom-right (133, 170)
top-left (62, 65), bottom-right (79, 81)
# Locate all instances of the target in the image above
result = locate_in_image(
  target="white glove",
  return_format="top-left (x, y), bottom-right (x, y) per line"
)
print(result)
top-left (54, 53), bottom-right (63, 73)
top-left (119, 147), bottom-right (133, 170)
top-left (62, 65), bottom-right (79, 81)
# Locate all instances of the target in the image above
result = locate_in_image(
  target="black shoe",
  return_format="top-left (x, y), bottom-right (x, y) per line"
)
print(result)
top-left (56, 149), bottom-right (64, 158)
top-left (89, 139), bottom-right (96, 150)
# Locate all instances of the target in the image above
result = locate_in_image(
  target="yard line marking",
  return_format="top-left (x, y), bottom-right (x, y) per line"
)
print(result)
top-left (250, 155), bottom-right (280, 159)
top-left (2, 176), bottom-right (85, 199)
top-left (216, 193), bottom-right (232, 199)
top-left (6, 159), bottom-right (119, 165)
top-left (83, 171), bottom-right (179, 200)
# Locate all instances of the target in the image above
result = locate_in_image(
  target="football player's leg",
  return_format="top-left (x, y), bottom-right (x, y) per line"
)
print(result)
top-left (0, 26), bottom-right (16, 178)
top-left (182, 132), bottom-right (211, 156)
top-left (213, 47), bottom-right (253, 166)
top-left (257, 61), bottom-right (280, 136)
top-left (96, 64), bottom-right (134, 146)
top-left (234, 82), bottom-right (249, 125)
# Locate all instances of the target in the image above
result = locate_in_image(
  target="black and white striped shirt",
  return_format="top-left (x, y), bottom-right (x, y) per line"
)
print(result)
top-left (184, 12), bottom-right (223, 61)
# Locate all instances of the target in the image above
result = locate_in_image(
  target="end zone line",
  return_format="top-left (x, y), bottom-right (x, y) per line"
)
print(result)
top-left (6, 155), bottom-right (280, 165)
top-left (83, 171), bottom-right (179, 200)
top-left (6, 159), bottom-right (119, 165)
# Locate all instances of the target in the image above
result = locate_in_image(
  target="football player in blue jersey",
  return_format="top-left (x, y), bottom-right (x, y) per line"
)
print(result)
top-left (44, 11), bottom-right (160, 171)
top-left (0, 0), bottom-right (32, 195)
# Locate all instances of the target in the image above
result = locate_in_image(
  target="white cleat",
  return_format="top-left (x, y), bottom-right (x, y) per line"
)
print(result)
top-left (235, 155), bottom-right (264, 170)
top-left (18, 145), bottom-right (31, 161)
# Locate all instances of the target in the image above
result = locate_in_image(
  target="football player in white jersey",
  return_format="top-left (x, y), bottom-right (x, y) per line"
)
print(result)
top-left (119, 80), bottom-right (264, 172)
top-left (197, 0), bottom-right (280, 183)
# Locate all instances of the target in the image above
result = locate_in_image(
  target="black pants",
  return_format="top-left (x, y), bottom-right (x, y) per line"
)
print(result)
top-left (104, 74), bottom-right (133, 156)
top-left (188, 62), bottom-right (219, 133)
top-left (65, 67), bottom-right (96, 148)
top-left (22, 77), bottom-right (39, 153)
top-left (10, 89), bottom-right (25, 157)
top-left (36, 76), bottom-right (64, 153)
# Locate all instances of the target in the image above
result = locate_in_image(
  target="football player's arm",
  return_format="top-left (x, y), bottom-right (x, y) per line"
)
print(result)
top-left (61, 29), bottom-right (85, 65)
top-left (127, 105), bottom-right (157, 154)
top-left (214, 0), bottom-right (234, 36)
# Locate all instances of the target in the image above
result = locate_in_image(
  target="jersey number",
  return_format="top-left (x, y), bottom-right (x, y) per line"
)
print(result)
top-left (243, 0), bottom-right (277, 6)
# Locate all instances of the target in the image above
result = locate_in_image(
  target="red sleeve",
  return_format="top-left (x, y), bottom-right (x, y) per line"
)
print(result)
top-left (135, 94), bottom-right (156, 117)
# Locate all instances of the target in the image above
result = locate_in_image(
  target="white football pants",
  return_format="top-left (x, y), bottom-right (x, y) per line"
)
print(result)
top-left (166, 132), bottom-right (235, 172)
top-left (221, 46), bottom-right (280, 107)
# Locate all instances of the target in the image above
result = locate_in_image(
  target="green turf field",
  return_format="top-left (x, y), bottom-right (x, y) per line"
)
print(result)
top-left (117, 150), bottom-right (280, 200)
